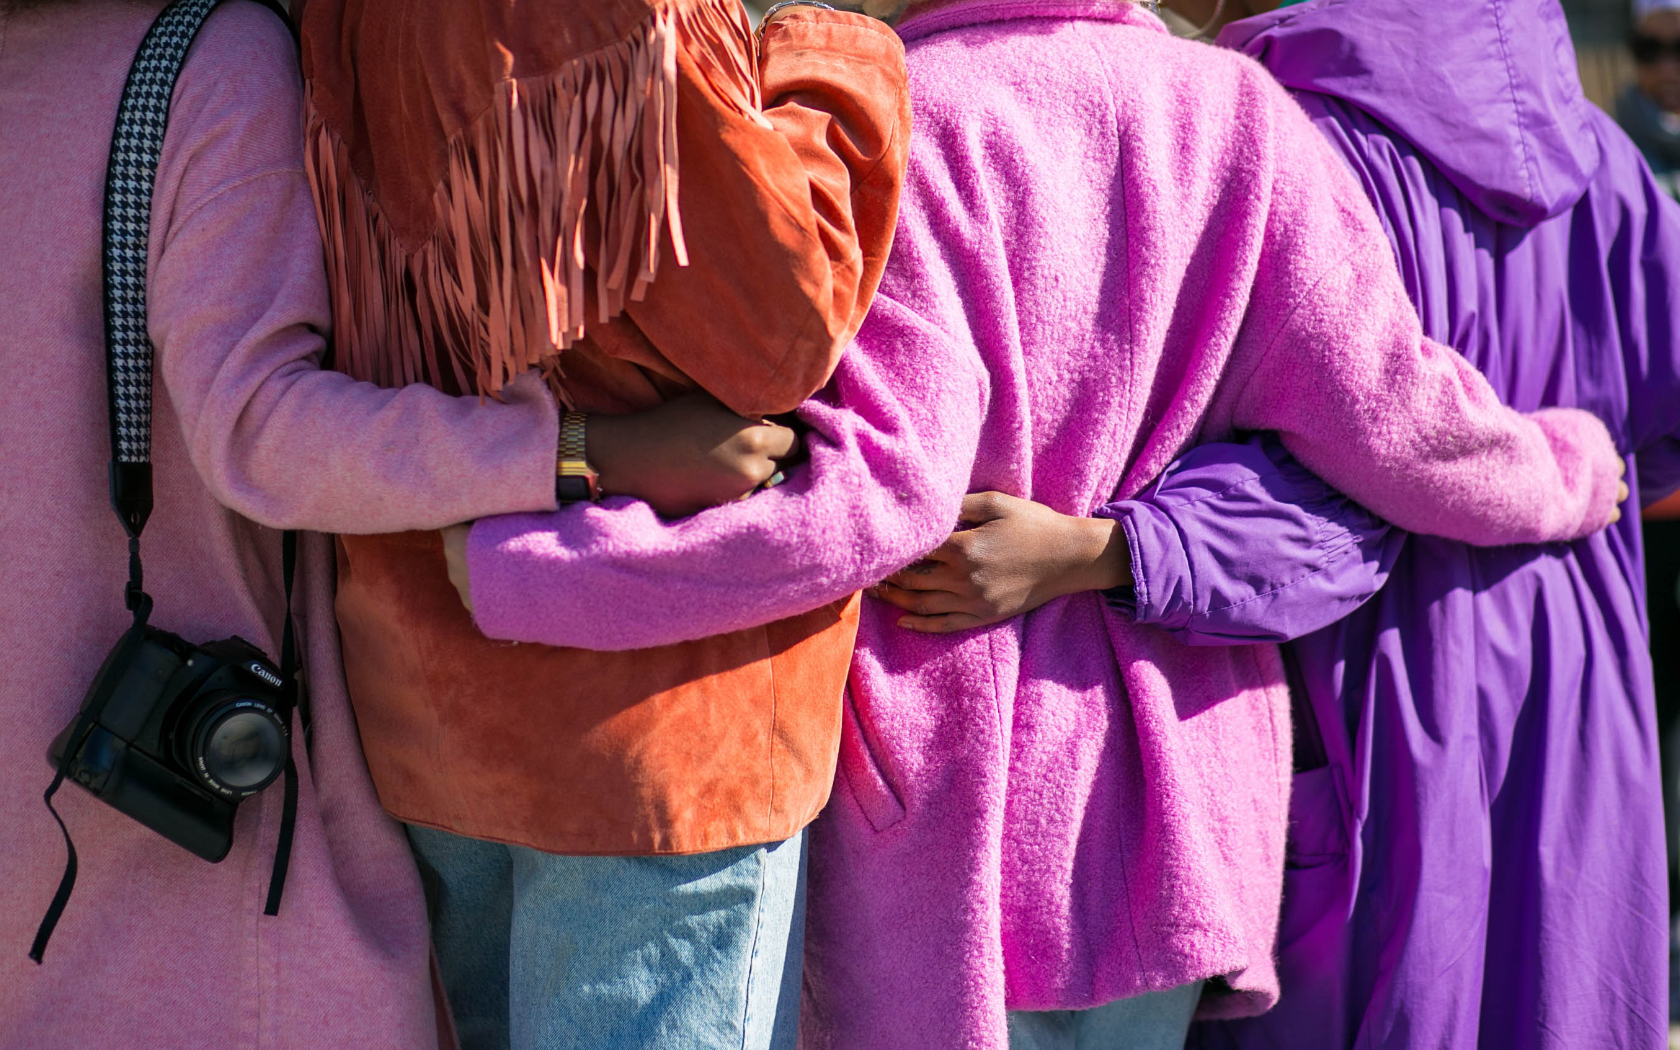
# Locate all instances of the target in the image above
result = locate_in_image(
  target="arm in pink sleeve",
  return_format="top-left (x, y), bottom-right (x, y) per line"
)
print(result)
top-left (465, 295), bottom-right (985, 651)
top-left (1220, 84), bottom-right (1620, 545)
top-left (147, 12), bottom-right (559, 535)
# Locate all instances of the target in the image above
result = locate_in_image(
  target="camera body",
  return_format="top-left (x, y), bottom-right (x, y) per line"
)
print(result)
top-left (48, 627), bottom-right (290, 862)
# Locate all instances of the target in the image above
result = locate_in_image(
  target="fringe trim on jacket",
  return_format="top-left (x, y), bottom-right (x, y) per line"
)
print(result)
top-left (304, 0), bottom-right (759, 400)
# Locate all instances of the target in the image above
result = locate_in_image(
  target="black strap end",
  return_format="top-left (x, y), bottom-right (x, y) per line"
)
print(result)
top-left (29, 779), bottom-right (82, 964)
top-left (109, 461), bottom-right (153, 539)
top-left (261, 754), bottom-right (299, 917)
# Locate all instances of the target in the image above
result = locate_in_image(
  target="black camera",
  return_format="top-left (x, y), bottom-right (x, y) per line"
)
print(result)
top-left (48, 628), bottom-right (291, 862)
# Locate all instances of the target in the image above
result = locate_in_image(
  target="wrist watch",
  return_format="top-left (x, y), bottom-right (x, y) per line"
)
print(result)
top-left (556, 411), bottom-right (600, 504)
top-left (757, 0), bottom-right (833, 41)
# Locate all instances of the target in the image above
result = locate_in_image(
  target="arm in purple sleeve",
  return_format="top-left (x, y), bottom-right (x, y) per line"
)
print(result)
top-left (1099, 435), bottom-right (1404, 645)
top-left (464, 293), bottom-right (986, 651)
top-left (1595, 114), bottom-right (1680, 506)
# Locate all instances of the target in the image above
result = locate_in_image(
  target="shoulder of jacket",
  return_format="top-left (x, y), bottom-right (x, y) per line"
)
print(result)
top-left (180, 1), bottom-right (301, 100)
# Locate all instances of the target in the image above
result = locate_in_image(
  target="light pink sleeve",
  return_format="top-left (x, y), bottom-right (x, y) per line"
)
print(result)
top-left (466, 294), bottom-right (984, 650)
top-left (147, 10), bottom-right (559, 534)
top-left (1218, 79), bottom-right (1620, 545)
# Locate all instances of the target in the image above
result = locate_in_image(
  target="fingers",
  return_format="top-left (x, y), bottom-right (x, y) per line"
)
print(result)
top-left (870, 580), bottom-right (972, 617)
top-left (720, 423), bottom-right (795, 493)
top-left (882, 555), bottom-right (962, 592)
top-left (755, 421), bottom-right (798, 461)
top-left (895, 611), bottom-right (993, 634)
top-left (959, 491), bottom-right (1015, 525)
top-left (1608, 476), bottom-right (1630, 525)
top-left (440, 524), bottom-right (474, 613)
top-left (862, 0), bottom-right (909, 19)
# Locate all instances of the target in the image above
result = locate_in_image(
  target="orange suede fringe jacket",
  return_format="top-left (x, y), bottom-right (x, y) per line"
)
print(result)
top-left (298, 0), bottom-right (910, 854)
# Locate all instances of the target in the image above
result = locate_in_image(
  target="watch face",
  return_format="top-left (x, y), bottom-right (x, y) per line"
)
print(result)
top-left (556, 475), bottom-right (593, 504)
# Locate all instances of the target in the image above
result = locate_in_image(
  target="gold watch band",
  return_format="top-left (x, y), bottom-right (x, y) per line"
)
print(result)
top-left (557, 411), bottom-right (600, 502)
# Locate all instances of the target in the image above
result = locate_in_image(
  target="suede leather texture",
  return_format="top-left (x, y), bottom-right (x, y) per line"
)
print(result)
top-left (313, 5), bottom-right (909, 853)
top-left (338, 530), bottom-right (860, 854)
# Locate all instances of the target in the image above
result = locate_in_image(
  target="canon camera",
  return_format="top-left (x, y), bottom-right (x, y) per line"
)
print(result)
top-left (48, 628), bottom-right (290, 862)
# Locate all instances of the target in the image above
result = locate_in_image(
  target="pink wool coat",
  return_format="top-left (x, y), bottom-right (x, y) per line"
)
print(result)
top-left (0, 5), bottom-right (559, 1047)
top-left (462, 3), bottom-right (1617, 1048)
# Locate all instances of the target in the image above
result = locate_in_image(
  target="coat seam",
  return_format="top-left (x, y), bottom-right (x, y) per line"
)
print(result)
top-left (737, 848), bottom-right (771, 1048)
top-left (1075, 18), bottom-right (1147, 974)
top-left (1490, 0), bottom-right (1539, 207)
top-left (164, 168), bottom-right (307, 248)
top-left (1079, 18), bottom-right (1141, 497)
top-left (1143, 468), bottom-right (1293, 514)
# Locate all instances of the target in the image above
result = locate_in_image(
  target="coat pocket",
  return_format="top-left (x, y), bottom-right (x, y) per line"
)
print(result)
top-left (838, 689), bottom-right (907, 832)
top-left (1277, 763), bottom-right (1354, 954)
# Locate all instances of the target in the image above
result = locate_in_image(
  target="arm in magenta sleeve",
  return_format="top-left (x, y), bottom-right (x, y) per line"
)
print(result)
top-left (147, 12), bottom-right (559, 535)
top-left (1098, 435), bottom-right (1403, 645)
top-left (1213, 75), bottom-right (1621, 544)
top-left (465, 294), bottom-right (986, 651)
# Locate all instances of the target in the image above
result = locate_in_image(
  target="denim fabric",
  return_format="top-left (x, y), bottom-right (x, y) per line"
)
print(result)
top-left (1007, 982), bottom-right (1204, 1050)
top-left (408, 825), bottom-right (807, 1050)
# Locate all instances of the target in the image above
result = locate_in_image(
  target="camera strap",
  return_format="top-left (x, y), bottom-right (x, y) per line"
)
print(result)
top-left (32, 0), bottom-right (302, 962)
top-left (263, 528), bottom-right (300, 916)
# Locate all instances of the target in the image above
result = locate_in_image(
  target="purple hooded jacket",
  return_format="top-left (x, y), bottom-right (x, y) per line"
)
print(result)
top-left (1094, 2), bottom-right (1680, 1047)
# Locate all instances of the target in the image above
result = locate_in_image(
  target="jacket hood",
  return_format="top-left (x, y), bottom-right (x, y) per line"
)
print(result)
top-left (1220, 0), bottom-right (1602, 226)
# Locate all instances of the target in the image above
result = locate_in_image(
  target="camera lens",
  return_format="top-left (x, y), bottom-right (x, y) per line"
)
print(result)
top-left (185, 698), bottom-right (287, 797)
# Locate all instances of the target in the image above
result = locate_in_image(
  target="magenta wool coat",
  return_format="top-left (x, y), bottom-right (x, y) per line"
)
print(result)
top-left (456, 3), bottom-right (1622, 1048)
top-left (0, 4), bottom-right (559, 1047)
top-left (792, 3), bottom-right (1622, 1047)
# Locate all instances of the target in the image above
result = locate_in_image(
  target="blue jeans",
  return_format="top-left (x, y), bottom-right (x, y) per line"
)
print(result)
top-left (1007, 981), bottom-right (1205, 1050)
top-left (407, 825), bottom-right (807, 1050)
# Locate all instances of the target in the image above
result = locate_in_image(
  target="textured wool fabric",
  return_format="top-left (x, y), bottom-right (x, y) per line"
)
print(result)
top-left (0, 4), bottom-right (560, 1046)
top-left (464, 3), bottom-right (1621, 1047)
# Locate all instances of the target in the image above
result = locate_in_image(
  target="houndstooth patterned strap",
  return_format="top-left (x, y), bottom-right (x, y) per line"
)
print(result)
top-left (103, 0), bottom-right (222, 467)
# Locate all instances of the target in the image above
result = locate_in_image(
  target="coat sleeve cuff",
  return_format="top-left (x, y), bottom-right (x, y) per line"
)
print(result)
top-left (1095, 500), bottom-right (1194, 630)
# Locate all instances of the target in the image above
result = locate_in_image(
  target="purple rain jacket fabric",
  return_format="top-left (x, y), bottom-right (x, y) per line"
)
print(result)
top-left (1100, 1), bottom-right (1680, 1047)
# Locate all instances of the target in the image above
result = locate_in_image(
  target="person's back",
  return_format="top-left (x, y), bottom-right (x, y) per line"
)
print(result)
top-left (800, 3), bottom-right (1623, 1047)
top-left (804, 11), bottom-right (1302, 1031)
top-left (298, 2), bottom-right (917, 1045)
top-left (298, 0), bottom-right (909, 860)
top-left (0, 11), bottom-right (431, 1042)
top-left (1172, 2), bottom-right (1680, 1046)
top-left (0, 1), bottom-right (565, 1043)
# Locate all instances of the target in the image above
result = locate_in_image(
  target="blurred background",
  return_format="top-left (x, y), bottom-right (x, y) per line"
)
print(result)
top-left (1569, 0), bottom-right (1639, 108)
